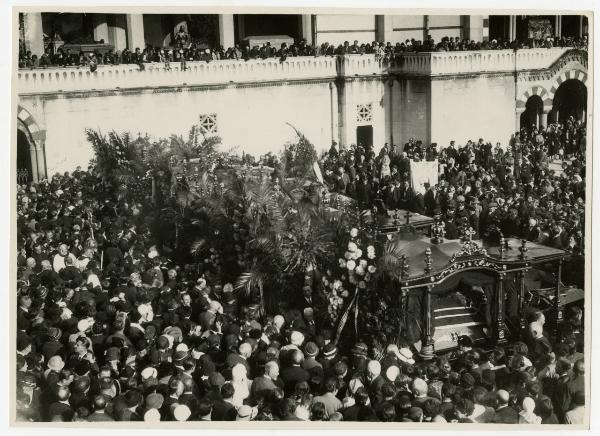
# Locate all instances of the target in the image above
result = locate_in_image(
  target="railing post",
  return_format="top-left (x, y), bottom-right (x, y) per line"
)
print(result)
top-left (495, 272), bottom-right (508, 344)
top-left (555, 259), bottom-right (563, 337)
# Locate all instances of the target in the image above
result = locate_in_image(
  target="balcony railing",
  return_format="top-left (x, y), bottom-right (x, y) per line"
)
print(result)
top-left (17, 56), bottom-right (339, 94)
top-left (389, 47), bottom-right (573, 76)
top-left (16, 48), bottom-right (578, 95)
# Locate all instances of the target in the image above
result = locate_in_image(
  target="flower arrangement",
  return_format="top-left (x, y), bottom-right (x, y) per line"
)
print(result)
top-left (322, 227), bottom-right (377, 324)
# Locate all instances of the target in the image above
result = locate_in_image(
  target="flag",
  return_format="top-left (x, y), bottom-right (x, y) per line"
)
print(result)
top-left (410, 160), bottom-right (439, 195)
top-left (313, 160), bottom-right (324, 184)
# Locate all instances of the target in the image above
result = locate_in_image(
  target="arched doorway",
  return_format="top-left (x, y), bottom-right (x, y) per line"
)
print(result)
top-left (552, 79), bottom-right (587, 123)
top-left (520, 95), bottom-right (544, 130)
top-left (17, 128), bottom-right (34, 185)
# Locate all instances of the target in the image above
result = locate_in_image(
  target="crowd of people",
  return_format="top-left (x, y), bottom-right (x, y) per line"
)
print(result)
top-left (322, 119), bottom-right (586, 256)
top-left (15, 118), bottom-right (586, 423)
top-left (18, 25), bottom-right (588, 70)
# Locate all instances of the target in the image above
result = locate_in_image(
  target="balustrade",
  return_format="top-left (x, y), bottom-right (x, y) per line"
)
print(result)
top-left (17, 48), bottom-right (577, 95)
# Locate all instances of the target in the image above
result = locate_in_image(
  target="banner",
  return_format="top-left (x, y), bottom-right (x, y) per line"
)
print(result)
top-left (410, 160), bottom-right (439, 195)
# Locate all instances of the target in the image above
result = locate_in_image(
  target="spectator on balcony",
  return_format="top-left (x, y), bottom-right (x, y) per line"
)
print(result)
top-left (38, 48), bottom-right (52, 67)
top-left (175, 25), bottom-right (190, 49)
top-left (318, 42), bottom-right (335, 56)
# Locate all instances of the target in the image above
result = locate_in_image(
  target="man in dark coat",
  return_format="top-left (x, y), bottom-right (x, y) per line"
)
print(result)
top-left (492, 390), bottom-right (518, 423)
top-left (280, 350), bottom-right (310, 396)
top-left (210, 383), bottom-right (237, 421)
top-left (423, 183), bottom-right (437, 216)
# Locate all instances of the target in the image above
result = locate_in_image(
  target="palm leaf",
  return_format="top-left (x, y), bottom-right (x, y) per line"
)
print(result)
top-left (190, 239), bottom-right (208, 256)
top-left (377, 240), bottom-right (407, 280)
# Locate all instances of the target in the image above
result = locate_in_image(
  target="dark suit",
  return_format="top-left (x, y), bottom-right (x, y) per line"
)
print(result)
top-left (412, 193), bottom-right (425, 215)
top-left (424, 189), bottom-right (437, 216)
top-left (493, 405), bottom-right (518, 423)
top-left (87, 411), bottom-right (115, 421)
top-left (550, 232), bottom-right (569, 250)
top-left (211, 399), bottom-right (237, 421)
top-left (250, 376), bottom-right (277, 401)
top-left (280, 365), bottom-right (310, 395)
top-left (48, 401), bottom-right (74, 421)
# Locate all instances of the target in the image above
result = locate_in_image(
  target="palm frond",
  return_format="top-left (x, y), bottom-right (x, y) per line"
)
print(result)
top-left (377, 240), bottom-right (407, 280)
top-left (190, 239), bottom-right (208, 256)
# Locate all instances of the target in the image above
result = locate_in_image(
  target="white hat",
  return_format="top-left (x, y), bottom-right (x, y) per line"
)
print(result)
top-left (48, 355), bottom-right (65, 372)
top-left (138, 304), bottom-right (152, 317)
top-left (144, 408), bottom-right (161, 422)
top-left (294, 406), bottom-right (310, 420)
top-left (236, 405), bottom-right (258, 421)
top-left (77, 319), bottom-right (91, 333)
top-left (386, 365), bottom-right (400, 382)
top-left (290, 331), bottom-right (305, 346)
top-left (522, 397), bottom-right (536, 413)
top-left (173, 404), bottom-right (191, 421)
top-left (367, 360), bottom-right (381, 375)
top-left (141, 367), bottom-right (157, 380)
top-left (398, 347), bottom-right (415, 364)
top-left (175, 343), bottom-right (189, 353)
top-left (386, 344), bottom-right (399, 354)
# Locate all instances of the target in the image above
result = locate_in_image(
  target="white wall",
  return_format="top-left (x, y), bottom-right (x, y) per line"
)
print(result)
top-left (428, 15), bottom-right (463, 41)
top-left (394, 78), bottom-right (430, 147)
top-left (430, 75), bottom-right (515, 148)
top-left (34, 81), bottom-right (335, 176)
top-left (315, 15), bottom-right (376, 46)
top-left (390, 15), bottom-right (426, 44)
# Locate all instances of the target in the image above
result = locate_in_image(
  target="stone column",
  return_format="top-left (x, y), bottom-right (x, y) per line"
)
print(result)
top-left (579, 16), bottom-right (585, 37)
top-left (555, 15), bottom-right (562, 38)
top-left (515, 109), bottom-right (524, 133)
top-left (237, 15), bottom-right (246, 42)
top-left (508, 16), bottom-right (516, 40)
top-left (29, 144), bottom-right (39, 183)
top-left (388, 79), bottom-right (394, 145)
top-left (299, 15), bottom-right (313, 45)
top-left (35, 142), bottom-right (46, 181)
top-left (329, 82), bottom-right (339, 146)
top-left (126, 14), bottom-right (145, 50)
top-left (375, 15), bottom-right (393, 43)
top-left (92, 14), bottom-right (109, 43)
top-left (337, 78), bottom-right (350, 148)
top-left (218, 14), bottom-right (235, 48)
top-left (423, 15), bottom-right (429, 40)
top-left (540, 109), bottom-right (550, 128)
top-left (22, 12), bottom-right (44, 56)
top-left (110, 14), bottom-right (128, 51)
top-left (464, 15), bottom-right (488, 42)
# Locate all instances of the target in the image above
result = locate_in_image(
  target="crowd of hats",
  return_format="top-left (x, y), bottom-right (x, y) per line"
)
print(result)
top-left (322, 120), bottom-right (586, 256)
top-left (15, 130), bottom-right (585, 423)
